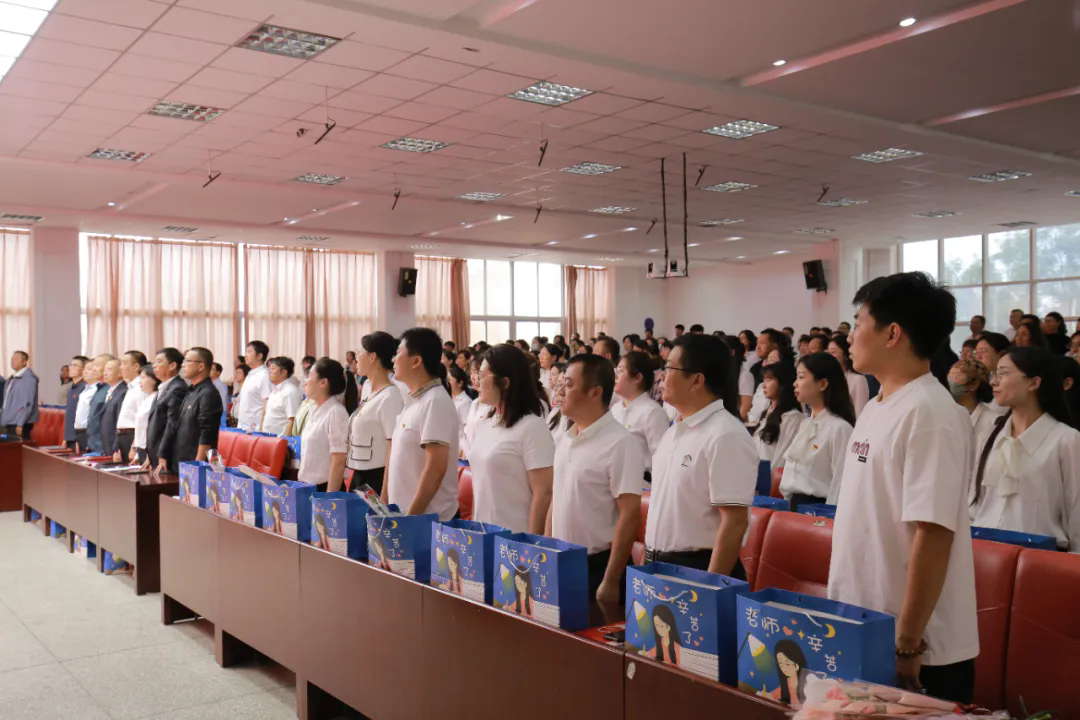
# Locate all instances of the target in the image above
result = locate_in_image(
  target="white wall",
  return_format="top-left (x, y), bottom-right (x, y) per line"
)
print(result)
top-left (611, 266), bottom-right (669, 338)
top-left (31, 227), bottom-right (81, 405)
top-left (376, 250), bottom-right (416, 336)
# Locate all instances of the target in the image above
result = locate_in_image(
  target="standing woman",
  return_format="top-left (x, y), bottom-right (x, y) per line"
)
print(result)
top-left (612, 351), bottom-right (670, 482)
top-left (723, 336), bottom-right (755, 421)
top-left (754, 360), bottom-right (804, 466)
top-left (827, 336), bottom-right (869, 418)
top-left (781, 353), bottom-right (856, 510)
top-left (448, 364), bottom-right (473, 451)
top-left (971, 347), bottom-right (1080, 550)
top-left (1015, 316), bottom-right (1048, 350)
top-left (300, 358), bottom-right (350, 491)
top-left (947, 357), bottom-right (998, 453)
top-left (1043, 311), bottom-right (1069, 355)
top-left (229, 364), bottom-right (249, 423)
top-left (346, 332), bottom-right (404, 496)
top-left (470, 345), bottom-right (555, 533)
top-left (131, 365), bottom-right (160, 464)
top-left (462, 355), bottom-right (491, 458)
top-left (386, 328), bottom-right (460, 520)
top-left (539, 343), bottom-right (560, 395)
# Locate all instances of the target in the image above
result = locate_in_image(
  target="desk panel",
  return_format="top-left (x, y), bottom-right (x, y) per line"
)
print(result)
top-left (0, 441), bottom-right (23, 512)
top-left (159, 496), bottom-right (220, 623)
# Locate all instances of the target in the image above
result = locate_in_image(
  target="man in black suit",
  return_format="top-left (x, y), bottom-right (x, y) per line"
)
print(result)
top-left (97, 358), bottom-right (128, 459)
top-left (144, 347), bottom-right (187, 475)
top-left (168, 346), bottom-right (222, 467)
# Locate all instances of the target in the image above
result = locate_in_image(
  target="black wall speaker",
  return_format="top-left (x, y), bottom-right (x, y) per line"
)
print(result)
top-left (803, 260), bottom-right (827, 292)
top-left (398, 267), bottom-right (417, 297)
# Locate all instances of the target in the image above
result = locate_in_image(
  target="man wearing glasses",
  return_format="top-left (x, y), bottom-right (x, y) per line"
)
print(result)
top-left (163, 347), bottom-right (223, 473)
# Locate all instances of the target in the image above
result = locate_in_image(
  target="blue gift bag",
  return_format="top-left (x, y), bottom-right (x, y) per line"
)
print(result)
top-left (228, 473), bottom-right (271, 527)
top-left (285, 436), bottom-right (302, 470)
top-left (626, 562), bottom-right (750, 683)
top-left (492, 533), bottom-right (589, 631)
top-left (103, 550), bottom-right (132, 575)
top-left (261, 481), bottom-right (315, 540)
top-left (799, 503), bottom-right (836, 519)
top-left (207, 468), bottom-right (246, 518)
top-left (971, 526), bottom-right (1058, 550)
top-left (736, 588), bottom-right (895, 705)
top-left (368, 510), bottom-right (437, 582)
top-left (178, 461), bottom-right (211, 508)
top-left (753, 495), bottom-right (789, 511)
top-left (311, 492), bottom-right (367, 560)
top-left (755, 460), bottom-right (772, 497)
top-left (74, 533), bottom-right (96, 559)
top-left (49, 520), bottom-right (66, 538)
top-left (430, 519), bottom-right (510, 603)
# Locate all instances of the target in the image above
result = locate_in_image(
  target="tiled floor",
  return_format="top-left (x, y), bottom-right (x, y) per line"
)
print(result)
top-left (0, 512), bottom-right (298, 720)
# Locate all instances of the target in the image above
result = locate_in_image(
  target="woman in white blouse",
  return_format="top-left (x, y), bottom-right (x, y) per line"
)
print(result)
top-left (781, 353), bottom-right (856, 511)
top-left (346, 332), bottom-right (404, 496)
top-left (462, 355), bottom-right (492, 457)
top-left (261, 357), bottom-right (303, 436)
top-left (971, 347), bottom-right (1080, 550)
top-left (538, 343), bottom-right (559, 395)
top-left (753, 360), bottom-right (804, 466)
top-left (448, 364), bottom-right (473, 453)
top-left (300, 358), bottom-right (350, 491)
top-left (827, 336), bottom-right (869, 418)
top-left (131, 364), bottom-right (159, 465)
top-left (612, 351), bottom-right (670, 480)
top-left (723, 337), bottom-right (756, 422)
top-left (470, 345), bottom-right (555, 533)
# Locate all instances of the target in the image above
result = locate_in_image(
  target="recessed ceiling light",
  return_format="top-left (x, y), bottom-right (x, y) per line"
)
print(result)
top-left (87, 148), bottom-right (149, 162)
top-left (773, 250), bottom-right (790, 255)
top-left (853, 147), bottom-right (923, 163)
top-left (297, 235), bottom-right (330, 243)
top-left (408, 244), bottom-right (441, 250)
top-left (622, 227), bottom-right (637, 232)
top-left (914, 210), bottom-right (958, 219)
top-left (458, 191), bottom-right (506, 202)
top-left (494, 214), bottom-right (513, 221)
top-left (0, 2), bottom-right (49, 35)
top-left (293, 172), bottom-right (344, 185)
top-left (795, 227), bottom-right (834, 235)
top-left (583, 233), bottom-right (598, 239)
top-left (969, 170), bottom-right (1031, 183)
top-left (646, 248), bottom-right (659, 253)
top-left (701, 181), bottom-right (758, 193)
top-left (817, 197), bottom-right (868, 207)
top-left (596, 257), bottom-right (624, 262)
top-left (734, 255), bottom-right (746, 260)
top-left (106, 202), bottom-right (115, 207)
top-left (772, 59), bottom-right (786, 67)
top-left (1066, 191), bottom-right (1080, 197)
top-left (688, 243), bottom-right (700, 247)
top-left (561, 162), bottom-right (621, 175)
top-left (726, 236), bottom-right (743, 241)
top-left (162, 225), bottom-right (199, 234)
top-left (148, 100), bottom-right (225, 122)
top-left (591, 206), bottom-right (635, 214)
top-left (0, 213), bottom-right (43, 222)
top-left (899, 17), bottom-right (917, 27)
top-left (700, 218), bottom-right (744, 226)
top-left (508, 81), bottom-right (592, 106)
top-left (997, 220), bottom-right (1037, 228)
top-left (702, 119), bottom-right (779, 139)
top-left (546, 241), bottom-right (558, 245)
top-left (236, 24), bottom-right (340, 60)
top-left (381, 137), bottom-right (450, 153)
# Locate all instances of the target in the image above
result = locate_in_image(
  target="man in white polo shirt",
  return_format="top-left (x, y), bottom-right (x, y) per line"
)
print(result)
top-left (547, 354), bottom-right (642, 604)
top-left (828, 272), bottom-right (978, 703)
top-left (111, 350), bottom-right (147, 463)
top-left (645, 333), bottom-right (757, 579)
top-left (235, 340), bottom-right (273, 431)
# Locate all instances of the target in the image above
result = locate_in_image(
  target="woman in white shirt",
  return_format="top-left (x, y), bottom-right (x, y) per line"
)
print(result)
top-left (300, 358), bottom-right (350, 490)
top-left (229, 364), bottom-right (248, 423)
top-left (448, 364), bottom-right (473, 451)
top-left (723, 337), bottom-right (756, 421)
top-left (781, 353), bottom-right (856, 511)
top-left (470, 345), bottom-right (555, 533)
top-left (346, 332), bottom-right (404, 496)
top-left (971, 347), bottom-right (1080, 550)
top-left (827, 336), bottom-right (869, 418)
top-left (754, 360), bottom-right (804, 466)
top-left (947, 357), bottom-right (1002, 454)
top-left (538, 343), bottom-right (559, 395)
top-left (261, 357), bottom-right (303, 436)
top-left (612, 351), bottom-right (670, 480)
top-left (131, 365), bottom-right (159, 465)
top-left (463, 355), bottom-right (491, 457)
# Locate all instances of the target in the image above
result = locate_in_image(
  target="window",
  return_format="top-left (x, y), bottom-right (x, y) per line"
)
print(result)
top-left (901, 239), bottom-right (938, 280)
top-left (467, 259), bottom-right (563, 344)
top-left (0, 229), bottom-right (31, 368)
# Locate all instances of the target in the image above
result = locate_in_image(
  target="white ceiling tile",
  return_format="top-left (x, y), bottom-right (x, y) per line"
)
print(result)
top-left (151, 6), bottom-right (258, 44)
top-left (127, 32), bottom-right (228, 64)
top-left (54, 0), bottom-right (169, 29)
top-left (37, 13), bottom-right (142, 51)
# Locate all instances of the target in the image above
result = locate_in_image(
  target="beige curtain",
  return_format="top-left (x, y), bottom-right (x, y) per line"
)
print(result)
top-left (244, 246), bottom-right (309, 365)
top-left (563, 265), bottom-right (577, 338)
top-left (0, 229), bottom-right (31, 366)
top-left (449, 258), bottom-right (470, 349)
top-left (310, 249), bottom-right (376, 363)
top-left (416, 256), bottom-right (471, 346)
top-left (85, 235), bottom-right (237, 375)
top-left (565, 266), bottom-right (610, 339)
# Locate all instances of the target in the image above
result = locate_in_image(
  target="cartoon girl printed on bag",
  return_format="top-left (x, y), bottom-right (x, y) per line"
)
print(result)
top-left (512, 567), bottom-right (533, 618)
top-left (208, 485), bottom-right (220, 515)
top-left (313, 513), bottom-right (331, 551)
top-left (229, 490), bottom-right (244, 523)
top-left (767, 639), bottom-right (809, 708)
top-left (445, 547), bottom-right (462, 594)
top-left (268, 499), bottom-right (283, 535)
top-left (647, 604), bottom-right (682, 667)
top-left (370, 533), bottom-right (392, 571)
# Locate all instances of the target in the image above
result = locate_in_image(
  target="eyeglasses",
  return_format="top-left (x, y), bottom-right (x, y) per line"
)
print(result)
top-left (990, 370), bottom-right (1027, 383)
top-left (664, 364), bottom-right (693, 373)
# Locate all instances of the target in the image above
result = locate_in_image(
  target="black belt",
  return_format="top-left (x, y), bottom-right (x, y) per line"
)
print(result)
top-left (643, 547), bottom-right (711, 563)
top-left (116, 428), bottom-right (135, 435)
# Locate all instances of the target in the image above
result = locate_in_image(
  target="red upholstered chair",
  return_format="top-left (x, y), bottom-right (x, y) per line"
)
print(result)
top-left (30, 407), bottom-right (65, 446)
top-left (739, 507), bottom-right (775, 589)
top-left (753, 511), bottom-right (832, 595)
top-left (458, 467), bottom-right (473, 521)
top-left (1005, 549), bottom-right (1080, 719)
top-left (248, 436), bottom-right (287, 478)
top-left (971, 538), bottom-right (1022, 711)
top-left (226, 433), bottom-right (257, 469)
top-left (216, 430), bottom-right (240, 466)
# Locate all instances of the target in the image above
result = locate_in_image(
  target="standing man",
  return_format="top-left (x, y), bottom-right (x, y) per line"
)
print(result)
top-left (97, 358), bottom-right (128, 458)
top-left (1, 351), bottom-right (39, 438)
top-left (828, 272), bottom-right (977, 702)
top-left (968, 315), bottom-right (985, 341)
top-left (73, 358), bottom-right (100, 452)
top-left (595, 337), bottom-right (620, 366)
top-left (673, 324), bottom-right (685, 338)
top-left (85, 354), bottom-right (112, 453)
top-left (235, 341), bottom-right (272, 431)
top-left (145, 348), bottom-right (187, 474)
top-left (209, 362), bottom-right (229, 415)
top-left (112, 351), bottom-right (146, 462)
top-left (63, 356), bottom-right (88, 449)
top-left (752, 328), bottom-right (789, 386)
top-left (645, 334), bottom-right (756, 577)
top-left (547, 354), bottom-right (642, 604)
top-left (169, 347), bottom-right (223, 466)
top-left (1004, 308), bottom-right (1022, 342)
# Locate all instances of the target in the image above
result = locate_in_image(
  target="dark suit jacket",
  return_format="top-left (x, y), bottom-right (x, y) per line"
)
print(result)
top-left (86, 383), bottom-right (108, 453)
top-left (99, 381), bottom-right (128, 455)
top-left (168, 377), bottom-right (223, 465)
top-left (146, 377), bottom-right (187, 468)
top-left (63, 380), bottom-right (85, 442)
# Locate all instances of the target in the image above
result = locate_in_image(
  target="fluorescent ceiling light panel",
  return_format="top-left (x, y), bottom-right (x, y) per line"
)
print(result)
top-left (161, 226), bottom-right (198, 234)
top-left (596, 257), bottom-right (624, 262)
top-left (87, 148), bottom-right (149, 162)
top-left (818, 197), bottom-right (867, 207)
top-left (408, 244), bottom-right (440, 250)
top-left (1066, 191), bottom-right (1080, 197)
top-left (699, 218), bottom-right (744, 226)
top-left (773, 250), bottom-right (790, 255)
top-left (969, 170), bottom-right (1031, 182)
top-left (0, 1), bottom-right (48, 35)
top-left (688, 243), bottom-right (700, 247)
top-left (148, 100), bottom-right (225, 122)
top-left (997, 221), bottom-right (1037, 228)
top-left (591, 206), bottom-right (635, 214)
top-left (298, 235), bottom-right (330, 243)
top-left (236, 24), bottom-right (340, 60)
top-left (899, 17), bottom-right (917, 27)
top-left (701, 181), bottom-right (758, 193)
top-left (0, 213), bottom-right (42, 221)
top-left (458, 191), bottom-right (506, 202)
top-left (795, 227), bottom-right (834, 235)
top-left (292, 173), bottom-right (344, 185)
top-left (508, 81), bottom-right (592, 106)
top-left (853, 147), bottom-right (922, 163)
top-left (702, 119), bottom-right (779, 139)
top-left (561, 162), bottom-right (621, 175)
top-left (381, 137), bottom-right (450, 153)
top-left (914, 210), bottom-right (958, 219)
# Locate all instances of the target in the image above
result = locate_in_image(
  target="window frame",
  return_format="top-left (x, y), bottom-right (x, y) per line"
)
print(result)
top-left (467, 258), bottom-right (563, 344)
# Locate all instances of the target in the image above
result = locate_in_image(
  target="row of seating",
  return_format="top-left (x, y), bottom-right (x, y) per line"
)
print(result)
top-left (29, 407), bottom-right (64, 446)
top-left (214, 430), bottom-right (287, 479)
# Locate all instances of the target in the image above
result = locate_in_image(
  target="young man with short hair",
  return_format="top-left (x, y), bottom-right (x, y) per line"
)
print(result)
top-left (235, 340), bottom-right (273, 430)
top-left (828, 272), bottom-right (978, 702)
top-left (689, 324), bottom-right (704, 334)
top-left (968, 314), bottom-right (985, 341)
top-left (673, 324), bottom-right (685, 337)
top-left (112, 351), bottom-right (147, 462)
top-left (1004, 308), bottom-right (1022, 342)
top-left (209, 362), bottom-right (229, 412)
top-left (85, 354), bottom-right (113, 453)
top-left (837, 321), bottom-right (851, 335)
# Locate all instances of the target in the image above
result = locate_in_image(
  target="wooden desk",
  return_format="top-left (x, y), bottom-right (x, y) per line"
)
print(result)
top-left (0, 440), bottom-right (23, 512)
top-left (160, 496), bottom-right (220, 625)
top-left (97, 469), bottom-right (177, 595)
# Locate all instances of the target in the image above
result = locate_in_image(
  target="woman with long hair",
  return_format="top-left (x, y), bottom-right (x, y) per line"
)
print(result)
top-left (780, 353), bottom-right (856, 510)
top-left (313, 513), bottom-right (331, 551)
top-left (1061, 355), bottom-right (1080, 425)
top-left (445, 547), bottom-right (463, 594)
top-left (448, 364), bottom-right (473, 431)
top-left (723, 336), bottom-right (755, 421)
top-left (387, 328), bottom-right (460, 520)
top-left (1015, 315), bottom-right (1048, 350)
top-left (131, 364), bottom-right (160, 465)
top-left (648, 604), bottom-right (681, 667)
top-left (769, 639), bottom-right (809, 707)
top-left (827, 335), bottom-right (869, 418)
top-left (299, 358), bottom-right (350, 490)
top-left (754, 360), bottom-right (804, 465)
top-left (1043, 311), bottom-right (1069, 355)
top-left (512, 567), bottom-right (533, 617)
top-left (470, 345), bottom-right (554, 534)
top-left (971, 347), bottom-right (1080, 549)
top-left (612, 351), bottom-right (669, 480)
top-left (346, 332), bottom-right (405, 496)
top-left (946, 357), bottom-right (1000, 453)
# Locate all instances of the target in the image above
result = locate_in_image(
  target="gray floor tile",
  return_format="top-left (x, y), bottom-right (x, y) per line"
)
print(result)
top-left (0, 621), bottom-right (54, 673)
top-left (22, 601), bottom-right (188, 661)
top-left (135, 688), bottom-right (297, 720)
top-left (0, 663), bottom-right (112, 720)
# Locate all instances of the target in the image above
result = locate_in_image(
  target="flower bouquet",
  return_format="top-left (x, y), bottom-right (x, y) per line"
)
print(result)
top-left (791, 676), bottom-right (1014, 719)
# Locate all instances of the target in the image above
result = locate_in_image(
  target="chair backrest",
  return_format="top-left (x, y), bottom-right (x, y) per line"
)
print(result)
top-left (739, 507), bottom-right (774, 589)
top-left (753, 511), bottom-right (832, 596)
top-left (971, 538), bottom-right (1022, 711)
top-left (30, 407), bottom-right (65, 446)
top-left (458, 466), bottom-right (473, 521)
top-left (226, 432), bottom-right (257, 469)
top-left (216, 429), bottom-right (240, 466)
top-left (248, 436), bottom-right (287, 478)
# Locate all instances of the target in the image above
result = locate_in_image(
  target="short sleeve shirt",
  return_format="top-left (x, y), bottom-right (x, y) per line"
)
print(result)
top-left (298, 398), bottom-right (349, 486)
top-left (387, 383), bottom-right (460, 520)
top-left (470, 413), bottom-right (555, 533)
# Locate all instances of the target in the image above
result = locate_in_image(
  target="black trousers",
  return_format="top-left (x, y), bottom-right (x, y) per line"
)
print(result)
top-left (347, 466), bottom-right (385, 496)
top-left (74, 429), bottom-right (88, 452)
top-left (587, 549), bottom-right (626, 602)
top-left (919, 658), bottom-right (975, 704)
top-left (135, 448), bottom-right (147, 465)
top-left (6, 424), bottom-right (32, 439)
top-left (116, 430), bottom-right (134, 461)
top-left (788, 492), bottom-right (827, 514)
top-left (644, 547), bottom-right (748, 582)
